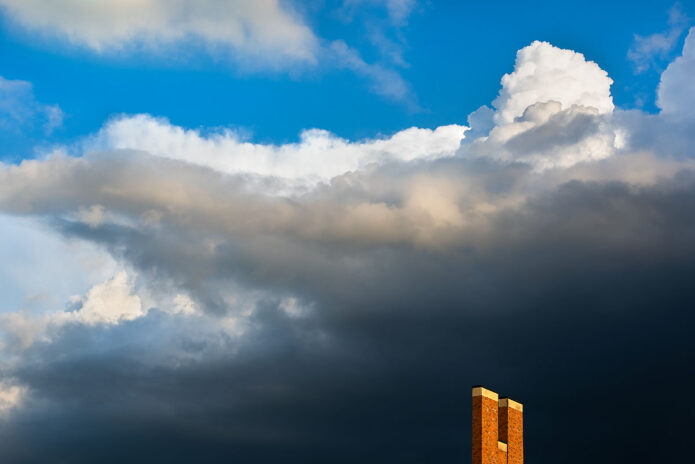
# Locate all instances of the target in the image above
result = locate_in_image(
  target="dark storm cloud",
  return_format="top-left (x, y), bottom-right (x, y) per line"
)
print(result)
top-left (2, 166), bottom-right (695, 463)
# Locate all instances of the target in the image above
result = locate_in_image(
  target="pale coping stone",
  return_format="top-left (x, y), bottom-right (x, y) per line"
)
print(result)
top-left (472, 387), bottom-right (498, 401)
top-left (499, 398), bottom-right (523, 412)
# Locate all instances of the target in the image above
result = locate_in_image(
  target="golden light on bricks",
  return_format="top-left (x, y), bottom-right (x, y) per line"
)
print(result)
top-left (472, 386), bottom-right (524, 464)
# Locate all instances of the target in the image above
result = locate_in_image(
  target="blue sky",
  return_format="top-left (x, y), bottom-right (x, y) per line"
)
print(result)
top-left (0, 0), bottom-right (691, 159)
top-left (1, 2), bottom-right (695, 463)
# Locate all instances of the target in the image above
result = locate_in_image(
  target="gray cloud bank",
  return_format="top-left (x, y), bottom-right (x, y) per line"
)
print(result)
top-left (1, 31), bottom-right (695, 463)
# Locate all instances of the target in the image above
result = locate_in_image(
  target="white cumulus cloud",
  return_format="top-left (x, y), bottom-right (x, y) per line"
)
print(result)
top-left (88, 114), bottom-right (466, 188)
top-left (493, 40), bottom-right (614, 125)
top-left (62, 271), bottom-right (143, 326)
top-left (462, 41), bottom-right (620, 170)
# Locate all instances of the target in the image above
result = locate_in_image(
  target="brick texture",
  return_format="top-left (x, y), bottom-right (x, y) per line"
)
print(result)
top-left (472, 387), bottom-right (523, 464)
top-left (500, 401), bottom-right (523, 464)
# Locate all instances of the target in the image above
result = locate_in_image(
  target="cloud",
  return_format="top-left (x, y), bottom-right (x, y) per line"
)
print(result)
top-left (0, 41), bottom-right (691, 258)
top-left (628, 4), bottom-right (690, 73)
top-left (2, 169), bottom-right (695, 462)
top-left (0, 381), bottom-right (25, 418)
top-left (1, 35), bottom-right (695, 463)
top-left (75, 204), bottom-right (107, 228)
top-left (492, 41), bottom-right (614, 125)
top-left (385, 0), bottom-right (417, 26)
top-left (461, 41), bottom-right (620, 170)
top-left (0, 75), bottom-right (63, 135)
top-left (0, 272), bottom-right (143, 351)
top-left (328, 40), bottom-right (416, 104)
top-left (0, 0), bottom-right (318, 68)
top-left (342, 0), bottom-right (418, 26)
top-left (657, 26), bottom-right (695, 120)
top-left (0, 214), bottom-right (119, 317)
top-left (61, 271), bottom-right (143, 326)
top-left (0, 40), bottom-right (691, 283)
top-left (0, 312), bottom-right (47, 352)
top-left (334, 1), bottom-right (418, 95)
top-left (0, 1), bottom-right (415, 104)
top-left (88, 113), bottom-right (465, 188)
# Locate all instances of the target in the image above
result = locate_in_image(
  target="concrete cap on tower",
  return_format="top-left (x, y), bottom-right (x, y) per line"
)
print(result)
top-left (499, 397), bottom-right (523, 412)
top-left (471, 386), bottom-right (498, 400)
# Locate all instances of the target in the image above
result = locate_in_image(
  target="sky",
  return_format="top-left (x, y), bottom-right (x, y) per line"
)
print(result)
top-left (0, 1), bottom-right (694, 462)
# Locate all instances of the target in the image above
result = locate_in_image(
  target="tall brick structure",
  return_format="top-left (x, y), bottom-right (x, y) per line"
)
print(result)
top-left (472, 386), bottom-right (523, 464)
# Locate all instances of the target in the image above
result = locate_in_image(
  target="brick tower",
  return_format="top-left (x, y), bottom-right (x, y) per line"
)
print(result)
top-left (472, 386), bottom-right (523, 464)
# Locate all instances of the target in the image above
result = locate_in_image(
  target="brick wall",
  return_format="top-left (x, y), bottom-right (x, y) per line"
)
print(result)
top-left (472, 386), bottom-right (523, 464)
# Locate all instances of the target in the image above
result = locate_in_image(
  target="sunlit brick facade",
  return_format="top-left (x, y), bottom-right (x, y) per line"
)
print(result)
top-left (472, 386), bottom-right (523, 464)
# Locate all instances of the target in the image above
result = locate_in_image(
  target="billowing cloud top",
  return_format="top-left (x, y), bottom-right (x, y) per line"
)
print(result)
top-left (461, 41), bottom-right (621, 170)
top-left (494, 40), bottom-right (614, 124)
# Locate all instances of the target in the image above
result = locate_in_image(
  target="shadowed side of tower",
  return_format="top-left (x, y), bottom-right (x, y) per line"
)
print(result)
top-left (472, 386), bottom-right (523, 464)
top-left (499, 397), bottom-right (523, 464)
